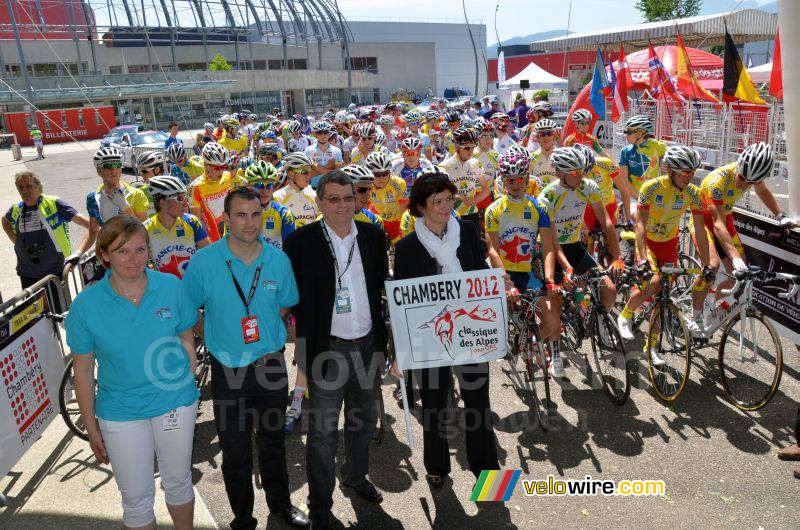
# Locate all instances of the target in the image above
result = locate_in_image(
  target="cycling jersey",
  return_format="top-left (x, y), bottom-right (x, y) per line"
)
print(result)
top-left (218, 131), bottom-right (248, 154)
top-left (485, 194), bottom-right (550, 273)
top-left (189, 171), bottom-right (247, 242)
top-left (438, 154), bottom-right (486, 216)
top-left (538, 178), bottom-right (602, 244)
top-left (473, 149), bottom-right (500, 183)
top-left (273, 185), bottom-right (319, 227)
top-left (618, 138), bottom-right (667, 192)
top-left (342, 136), bottom-right (358, 157)
top-left (86, 181), bottom-right (149, 226)
top-left (697, 162), bottom-right (746, 256)
top-left (400, 208), bottom-right (460, 239)
top-left (563, 131), bottom-right (604, 153)
top-left (382, 130), bottom-right (398, 153)
top-left (135, 183), bottom-right (156, 217)
top-left (588, 156), bottom-right (620, 206)
top-left (350, 145), bottom-right (390, 166)
top-left (261, 201), bottom-right (296, 249)
top-left (355, 208), bottom-right (385, 231)
top-left (288, 135), bottom-right (313, 153)
top-left (304, 144), bottom-right (343, 168)
top-left (144, 213), bottom-right (208, 279)
top-left (391, 157), bottom-right (433, 188)
top-left (529, 148), bottom-right (557, 188)
top-left (493, 135), bottom-right (517, 157)
top-left (370, 176), bottom-right (408, 222)
top-left (330, 132), bottom-right (345, 151)
top-left (638, 175), bottom-right (702, 242)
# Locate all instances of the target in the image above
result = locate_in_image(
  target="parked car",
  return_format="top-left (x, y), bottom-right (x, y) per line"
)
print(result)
top-left (110, 130), bottom-right (169, 169)
top-left (443, 87), bottom-right (473, 101)
top-left (99, 125), bottom-right (144, 148)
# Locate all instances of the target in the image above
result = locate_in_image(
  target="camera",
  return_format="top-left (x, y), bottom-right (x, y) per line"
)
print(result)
top-left (26, 243), bottom-right (43, 265)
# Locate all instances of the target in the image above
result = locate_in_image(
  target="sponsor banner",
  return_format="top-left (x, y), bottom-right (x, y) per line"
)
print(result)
top-left (733, 208), bottom-right (800, 345)
top-left (0, 292), bottom-right (65, 478)
top-left (385, 268), bottom-right (508, 370)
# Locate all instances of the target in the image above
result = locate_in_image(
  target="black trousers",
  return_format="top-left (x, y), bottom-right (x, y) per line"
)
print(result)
top-left (418, 362), bottom-right (499, 478)
top-left (211, 354), bottom-right (290, 530)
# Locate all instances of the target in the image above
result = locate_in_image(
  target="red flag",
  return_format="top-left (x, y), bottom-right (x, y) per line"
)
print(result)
top-left (647, 41), bottom-right (684, 103)
top-left (676, 33), bottom-right (719, 103)
top-left (770, 29), bottom-right (782, 99)
top-left (612, 44), bottom-right (631, 122)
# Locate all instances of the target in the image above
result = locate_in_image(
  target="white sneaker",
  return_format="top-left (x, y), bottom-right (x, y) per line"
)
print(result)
top-left (617, 314), bottom-right (635, 341)
top-left (686, 319), bottom-right (705, 337)
top-left (649, 349), bottom-right (666, 367)
top-left (550, 354), bottom-right (566, 377)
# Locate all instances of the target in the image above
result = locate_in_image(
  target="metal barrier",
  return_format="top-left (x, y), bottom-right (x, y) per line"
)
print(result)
top-left (61, 251), bottom-right (104, 309)
top-left (132, 145), bottom-right (167, 174)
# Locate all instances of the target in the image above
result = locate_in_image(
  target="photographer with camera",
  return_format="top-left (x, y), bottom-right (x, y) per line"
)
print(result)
top-left (2, 170), bottom-right (92, 309)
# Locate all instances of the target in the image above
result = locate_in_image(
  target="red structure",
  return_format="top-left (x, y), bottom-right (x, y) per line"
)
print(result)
top-left (4, 107), bottom-right (116, 146)
top-left (488, 51), bottom-right (598, 82)
top-left (0, 0), bottom-right (95, 40)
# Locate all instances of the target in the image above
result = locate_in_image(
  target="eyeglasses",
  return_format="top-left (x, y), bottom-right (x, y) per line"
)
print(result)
top-left (504, 176), bottom-right (527, 184)
top-left (322, 195), bottom-right (355, 205)
top-left (355, 186), bottom-right (372, 194)
top-left (291, 168), bottom-right (311, 175)
top-left (677, 169), bottom-right (696, 177)
top-left (373, 171), bottom-right (390, 178)
top-left (165, 194), bottom-right (188, 203)
top-left (402, 149), bottom-right (421, 156)
top-left (624, 129), bottom-right (641, 135)
top-left (537, 131), bottom-right (554, 137)
top-left (101, 162), bottom-right (122, 169)
top-left (576, 120), bottom-right (590, 125)
top-left (209, 164), bottom-right (227, 171)
top-left (251, 181), bottom-right (276, 190)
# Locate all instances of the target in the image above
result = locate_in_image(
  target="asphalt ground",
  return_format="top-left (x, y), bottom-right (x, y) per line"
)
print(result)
top-left (1, 145), bottom-right (799, 529)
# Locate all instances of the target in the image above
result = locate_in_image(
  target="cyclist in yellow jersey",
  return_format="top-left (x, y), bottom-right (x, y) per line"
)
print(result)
top-left (617, 146), bottom-right (713, 346)
top-left (350, 122), bottom-right (390, 166)
top-left (189, 142), bottom-right (247, 242)
top-left (242, 160), bottom-right (297, 249)
top-left (438, 127), bottom-right (490, 230)
top-left (494, 145), bottom-right (541, 198)
top-left (217, 117), bottom-right (249, 155)
top-left (272, 152), bottom-right (319, 227)
top-left (528, 119), bottom-right (559, 188)
top-left (617, 115), bottom-right (667, 222)
top-left (341, 164), bottom-right (385, 231)
top-left (365, 151), bottom-right (406, 243)
top-left (144, 175), bottom-right (210, 279)
top-left (473, 119), bottom-right (501, 195)
top-left (572, 143), bottom-right (630, 229)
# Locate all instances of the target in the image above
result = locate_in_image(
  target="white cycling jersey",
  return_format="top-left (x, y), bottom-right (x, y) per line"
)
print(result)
top-left (273, 185), bottom-right (319, 227)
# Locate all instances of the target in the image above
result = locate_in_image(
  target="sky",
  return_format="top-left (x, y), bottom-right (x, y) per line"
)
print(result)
top-left (335, 0), bottom-right (776, 45)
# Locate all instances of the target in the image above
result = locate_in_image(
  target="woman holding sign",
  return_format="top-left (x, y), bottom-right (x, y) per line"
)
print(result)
top-left (391, 167), bottom-right (500, 488)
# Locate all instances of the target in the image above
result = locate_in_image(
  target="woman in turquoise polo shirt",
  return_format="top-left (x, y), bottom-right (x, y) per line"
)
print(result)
top-left (66, 215), bottom-right (199, 530)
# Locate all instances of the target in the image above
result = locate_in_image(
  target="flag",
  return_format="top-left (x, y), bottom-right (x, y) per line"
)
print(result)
top-left (497, 50), bottom-right (506, 84)
top-left (612, 44), bottom-right (632, 122)
top-left (723, 29), bottom-right (765, 104)
top-left (647, 41), bottom-right (683, 103)
top-left (590, 48), bottom-right (610, 119)
top-left (676, 33), bottom-right (719, 103)
top-left (769, 29), bottom-right (782, 99)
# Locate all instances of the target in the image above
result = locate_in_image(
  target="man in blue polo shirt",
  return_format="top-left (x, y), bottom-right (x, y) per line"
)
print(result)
top-left (182, 187), bottom-right (309, 529)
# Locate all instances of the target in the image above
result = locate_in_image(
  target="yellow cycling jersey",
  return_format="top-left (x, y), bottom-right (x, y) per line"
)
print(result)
top-left (698, 162), bottom-right (744, 215)
top-left (354, 208), bottom-right (385, 230)
top-left (638, 175), bottom-right (703, 242)
top-left (144, 213), bottom-right (208, 279)
top-left (589, 156), bottom-right (620, 206)
top-left (529, 148), bottom-right (557, 188)
top-left (400, 209), bottom-right (460, 239)
top-left (485, 194), bottom-right (550, 273)
top-left (260, 201), bottom-right (297, 249)
top-left (438, 154), bottom-right (486, 216)
top-left (370, 176), bottom-right (408, 222)
top-left (538, 178), bottom-right (602, 244)
top-left (218, 131), bottom-right (248, 153)
top-left (273, 185), bottom-right (319, 227)
top-left (189, 171), bottom-right (247, 242)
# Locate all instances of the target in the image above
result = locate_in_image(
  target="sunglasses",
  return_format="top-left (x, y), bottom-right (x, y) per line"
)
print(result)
top-left (537, 131), bottom-right (554, 137)
top-left (565, 169), bottom-right (584, 178)
top-left (402, 149), bottom-right (421, 156)
top-left (408, 121), bottom-right (420, 126)
top-left (165, 194), bottom-right (188, 203)
top-left (677, 169), bottom-right (696, 177)
top-left (624, 129), bottom-right (641, 135)
top-left (577, 120), bottom-right (590, 125)
top-left (251, 181), bottom-right (276, 190)
top-left (101, 162), bottom-right (122, 169)
top-left (355, 186), bottom-right (372, 194)
top-left (323, 195), bottom-right (355, 205)
top-left (504, 176), bottom-right (527, 184)
top-left (291, 168), bottom-right (311, 175)
top-left (373, 171), bottom-right (390, 178)
top-left (209, 164), bottom-right (227, 171)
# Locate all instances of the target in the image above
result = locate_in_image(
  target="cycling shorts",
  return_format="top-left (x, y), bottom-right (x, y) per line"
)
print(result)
top-left (584, 202), bottom-right (618, 231)
top-left (644, 237), bottom-right (678, 271)
top-left (555, 241), bottom-right (597, 283)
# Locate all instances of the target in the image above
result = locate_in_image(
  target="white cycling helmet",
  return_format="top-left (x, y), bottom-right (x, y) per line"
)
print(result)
top-left (202, 142), bottom-right (229, 165)
top-left (532, 101), bottom-right (552, 112)
top-left (136, 150), bottom-right (165, 172)
top-left (93, 146), bottom-right (124, 167)
top-left (377, 115), bottom-right (395, 127)
top-left (365, 151), bottom-right (392, 172)
top-left (148, 175), bottom-right (187, 198)
top-left (341, 164), bottom-right (375, 185)
top-left (534, 118), bottom-right (558, 133)
top-left (664, 145), bottom-right (701, 172)
top-left (166, 142), bottom-right (187, 164)
top-left (624, 115), bottom-right (654, 135)
top-left (312, 120), bottom-right (332, 134)
top-left (572, 108), bottom-right (593, 122)
top-left (375, 129), bottom-right (386, 147)
top-left (334, 110), bottom-right (349, 124)
top-left (572, 143), bottom-right (596, 173)
top-left (400, 136), bottom-right (422, 152)
top-left (288, 120), bottom-right (303, 134)
top-left (550, 147), bottom-right (586, 173)
top-left (737, 141), bottom-right (774, 183)
top-left (281, 152), bottom-right (313, 170)
top-left (506, 144), bottom-right (531, 161)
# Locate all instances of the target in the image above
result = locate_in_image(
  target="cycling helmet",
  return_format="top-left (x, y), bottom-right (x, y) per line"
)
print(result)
top-left (358, 122), bottom-right (377, 139)
top-left (148, 175), bottom-right (187, 198)
top-left (203, 122), bottom-right (214, 131)
top-left (461, 117), bottom-right (475, 128)
top-left (444, 111), bottom-right (461, 123)
top-left (572, 108), bottom-right (593, 122)
top-left (249, 113), bottom-right (258, 121)
top-left (396, 127), bottom-right (413, 141)
top-left (526, 108), bottom-right (537, 122)
top-left (342, 164), bottom-right (375, 185)
top-left (506, 144), bottom-right (531, 161)
top-left (474, 119), bottom-right (495, 134)
top-left (223, 117), bottom-right (240, 129)
top-left (260, 130), bottom-right (277, 141)
top-left (452, 126), bottom-right (478, 146)
top-left (288, 120), bottom-right (303, 134)
top-left (664, 145), bottom-right (701, 172)
top-left (321, 111), bottom-right (334, 121)
top-left (238, 156), bottom-right (254, 171)
top-left (365, 151), bottom-right (392, 172)
top-left (377, 115), bottom-right (395, 127)
top-left (550, 147), bottom-right (586, 173)
top-left (136, 150), bottom-right (165, 172)
top-left (346, 113), bottom-right (357, 124)
top-left (532, 101), bottom-right (552, 113)
top-left (166, 142), bottom-right (187, 164)
top-left (737, 141), bottom-right (774, 183)
top-left (358, 108), bottom-right (377, 121)
top-left (298, 116), bottom-right (311, 131)
top-left (93, 146), bottom-right (124, 167)
top-left (425, 110), bottom-right (440, 120)
top-left (498, 153), bottom-right (530, 178)
top-left (312, 120), bottom-right (332, 134)
top-left (202, 142), bottom-right (229, 165)
top-left (375, 129), bottom-right (386, 147)
top-left (281, 151), bottom-right (313, 170)
top-left (624, 115), bottom-right (654, 135)
top-left (404, 110), bottom-right (422, 124)
top-left (573, 143), bottom-right (597, 173)
top-left (244, 160), bottom-right (279, 183)
top-left (534, 118), bottom-right (558, 133)
top-left (347, 103), bottom-right (357, 111)
top-left (334, 110), bottom-right (349, 124)
top-left (259, 143), bottom-right (282, 157)
top-left (400, 136), bottom-right (423, 152)
top-left (418, 165), bottom-right (450, 180)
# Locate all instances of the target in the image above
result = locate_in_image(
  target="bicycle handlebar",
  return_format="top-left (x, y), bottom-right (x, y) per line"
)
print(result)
top-left (719, 267), bottom-right (799, 297)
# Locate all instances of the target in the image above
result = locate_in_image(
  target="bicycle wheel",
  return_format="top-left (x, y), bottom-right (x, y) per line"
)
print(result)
top-left (58, 358), bottom-right (89, 441)
top-left (718, 309), bottom-right (783, 411)
top-left (504, 322), bottom-right (531, 393)
top-left (647, 302), bottom-right (692, 402)
top-left (526, 330), bottom-right (551, 432)
top-left (590, 311), bottom-right (631, 405)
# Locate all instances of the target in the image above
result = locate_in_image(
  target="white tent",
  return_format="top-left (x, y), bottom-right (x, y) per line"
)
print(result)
top-left (747, 61), bottom-right (772, 84)
top-left (499, 61), bottom-right (567, 89)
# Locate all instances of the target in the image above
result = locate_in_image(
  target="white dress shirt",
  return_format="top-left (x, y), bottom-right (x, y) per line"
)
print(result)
top-left (325, 220), bottom-right (372, 339)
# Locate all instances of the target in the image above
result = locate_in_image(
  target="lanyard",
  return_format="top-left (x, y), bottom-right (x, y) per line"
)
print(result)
top-left (226, 260), bottom-right (262, 316)
top-left (321, 223), bottom-right (356, 289)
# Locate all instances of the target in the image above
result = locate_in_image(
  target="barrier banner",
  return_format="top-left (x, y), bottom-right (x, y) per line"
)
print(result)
top-left (385, 268), bottom-right (508, 371)
top-left (0, 292), bottom-right (65, 478)
top-left (733, 208), bottom-right (800, 345)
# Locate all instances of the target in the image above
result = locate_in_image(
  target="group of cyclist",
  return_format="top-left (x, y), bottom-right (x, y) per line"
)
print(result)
top-left (84, 97), bottom-right (793, 428)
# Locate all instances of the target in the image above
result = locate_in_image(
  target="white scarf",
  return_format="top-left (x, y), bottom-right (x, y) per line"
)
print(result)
top-left (415, 215), bottom-right (462, 273)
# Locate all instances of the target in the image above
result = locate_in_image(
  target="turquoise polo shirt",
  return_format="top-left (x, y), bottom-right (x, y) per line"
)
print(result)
top-left (65, 268), bottom-right (199, 422)
top-left (181, 235), bottom-right (299, 367)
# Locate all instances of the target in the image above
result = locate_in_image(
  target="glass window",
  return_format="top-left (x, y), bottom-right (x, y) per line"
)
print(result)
top-left (78, 111), bottom-right (85, 127)
top-left (94, 110), bottom-right (102, 126)
top-left (253, 60), bottom-right (266, 70)
top-left (268, 59), bottom-right (282, 70)
top-left (349, 57), bottom-right (378, 74)
top-left (109, 65), bottom-right (122, 75)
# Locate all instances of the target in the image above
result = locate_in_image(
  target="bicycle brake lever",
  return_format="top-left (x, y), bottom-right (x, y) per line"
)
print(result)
top-left (778, 284), bottom-right (799, 300)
